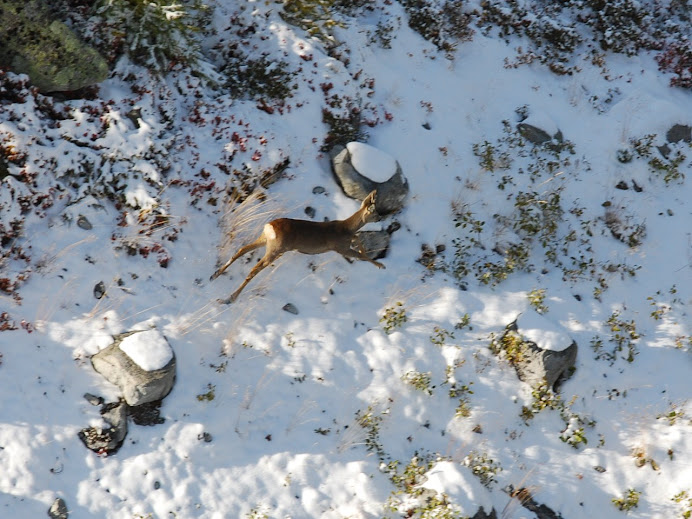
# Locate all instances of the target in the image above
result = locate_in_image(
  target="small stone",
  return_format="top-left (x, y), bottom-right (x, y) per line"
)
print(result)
top-left (198, 431), bottom-right (213, 443)
top-left (153, 481), bottom-right (161, 490)
top-left (657, 144), bottom-right (671, 159)
top-left (126, 107), bottom-right (142, 129)
top-left (422, 122), bottom-right (432, 130)
top-left (594, 465), bottom-right (606, 473)
top-left (615, 180), bottom-right (629, 190)
top-left (93, 281), bottom-right (106, 299)
top-left (632, 180), bottom-right (643, 192)
top-left (48, 497), bottom-right (69, 519)
top-left (83, 393), bottom-right (104, 406)
top-left (312, 186), bottom-right (326, 194)
top-left (76, 215), bottom-right (92, 230)
top-left (304, 206), bottom-right (316, 218)
top-left (282, 303), bottom-right (299, 315)
top-left (386, 221), bottom-right (401, 234)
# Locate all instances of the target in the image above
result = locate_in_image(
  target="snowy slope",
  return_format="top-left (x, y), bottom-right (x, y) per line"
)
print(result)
top-left (1, 1), bottom-right (691, 518)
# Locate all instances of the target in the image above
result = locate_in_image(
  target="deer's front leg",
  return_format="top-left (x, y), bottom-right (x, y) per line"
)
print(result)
top-left (338, 239), bottom-right (386, 269)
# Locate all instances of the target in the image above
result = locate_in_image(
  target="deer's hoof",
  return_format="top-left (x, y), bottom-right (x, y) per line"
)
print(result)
top-left (217, 297), bottom-right (233, 305)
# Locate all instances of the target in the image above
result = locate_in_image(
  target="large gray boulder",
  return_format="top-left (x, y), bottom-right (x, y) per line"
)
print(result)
top-left (330, 142), bottom-right (409, 215)
top-left (492, 315), bottom-right (577, 390)
top-left (0, 0), bottom-right (108, 92)
top-left (91, 330), bottom-right (176, 406)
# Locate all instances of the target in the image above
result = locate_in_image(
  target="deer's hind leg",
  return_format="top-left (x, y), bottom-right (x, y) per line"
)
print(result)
top-left (221, 248), bottom-right (284, 304)
top-left (210, 234), bottom-right (266, 281)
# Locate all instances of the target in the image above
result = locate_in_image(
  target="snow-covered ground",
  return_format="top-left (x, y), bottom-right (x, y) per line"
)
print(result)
top-left (1, 1), bottom-right (691, 518)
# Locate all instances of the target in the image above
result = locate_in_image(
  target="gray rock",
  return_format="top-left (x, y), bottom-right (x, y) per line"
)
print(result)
top-left (77, 215), bottom-right (92, 230)
top-left (282, 303), bottom-right (299, 315)
top-left (471, 507), bottom-right (497, 519)
top-left (330, 144), bottom-right (409, 215)
top-left (495, 318), bottom-right (577, 390)
top-left (0, 1), bottom-right (108, 92)
top-left (93, 281), bottom-right (106, 300)
top-left (517, 122), bottom-right (564, 145)
top-left (666, 124), bottom-right (691, 143)
top-left (78, 400), bottom-right (128, 455)
top-left (83, 392), bottom-right (104, 406)
top-left (48, 497), bottom-right (69, 519)
top-left (356, 230), bottom-right (390, 260)
top-left (91, 331), bottom-right (176, 406)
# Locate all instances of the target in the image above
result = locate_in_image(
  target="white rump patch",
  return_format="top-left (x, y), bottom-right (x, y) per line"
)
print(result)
top-left (264, 223), bottom-right (277, 240)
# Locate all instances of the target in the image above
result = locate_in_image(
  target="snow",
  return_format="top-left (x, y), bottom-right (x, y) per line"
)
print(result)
top-left (119, 330), bottom-right (173, 371)
top-left (1, 1), bottom-right (692, 519)
top-left (346, 141), bottom-right (399, 182)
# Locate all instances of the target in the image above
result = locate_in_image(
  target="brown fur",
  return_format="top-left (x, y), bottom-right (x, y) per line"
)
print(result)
top-left (210, 191), bottom-right (384, 303)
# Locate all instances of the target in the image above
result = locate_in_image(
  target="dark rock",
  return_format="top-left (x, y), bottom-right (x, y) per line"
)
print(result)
top-left (76, 215), bottom-right (92, 230)
top-left (632, 179), bottom-right (643, 192)
top-left (0, 156), bottom-right (9, 181)
top-left (126, 107), bottom-right (142, 129)
top-left (93, 281), bottom-right (106, 300)
top-left (505, 485), bottom-right (563, 519)
top-left (517, 122), bottom-right (553, 144)
top-left (615, 180), bottom-right (629, 190)
top-left (283, 303), bottom-right (299, 315)
top-left (304, 206), bottom-right (316, 218)
top-left (91, 330), bottom-right (176, 406)
top-left (312, 186), bottom-right (326, 194)
top-left (0, 1), bottom-right (108, 92)
top-left (129, 399), bottom-right (165, 426)
top-left (471, 507), bottom-right (497, 519)
top-left (386, 221), bottom-right (401, 234)
top-left (48, 497), bottom-right (69, 519)
top-left (330, 143), bottom-right (409, 215)
top-left (83, 392), bottom-right (104, 406)
top-left (78, 400), bottom-right (128, 455)
top-left (666, 124), bottom-right (691, 143)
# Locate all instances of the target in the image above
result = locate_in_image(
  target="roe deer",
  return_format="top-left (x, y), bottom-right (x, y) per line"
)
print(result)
top-left (210, 190), bottom-right (385, 303)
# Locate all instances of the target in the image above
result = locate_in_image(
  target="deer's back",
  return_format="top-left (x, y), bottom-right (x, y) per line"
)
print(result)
top-left (268, 218), bottom-right (351, 254)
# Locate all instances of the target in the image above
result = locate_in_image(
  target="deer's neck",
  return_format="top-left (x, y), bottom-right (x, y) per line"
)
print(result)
top-left (341, 208), bottom-right (367, 233)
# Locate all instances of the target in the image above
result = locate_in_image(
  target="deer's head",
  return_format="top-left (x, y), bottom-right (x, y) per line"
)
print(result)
top-left (359, 190), bottom-right (380, 224)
